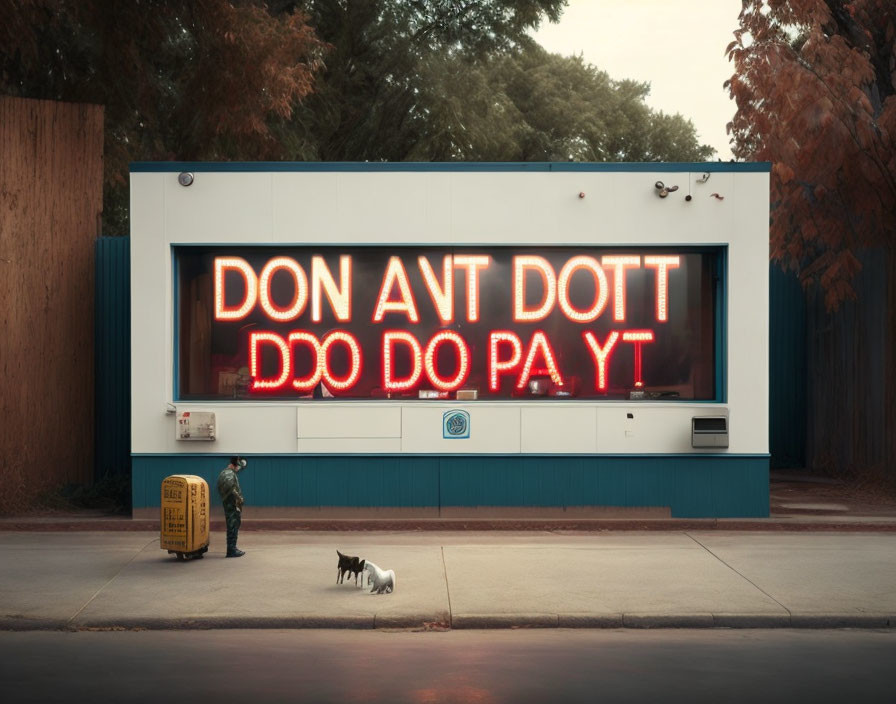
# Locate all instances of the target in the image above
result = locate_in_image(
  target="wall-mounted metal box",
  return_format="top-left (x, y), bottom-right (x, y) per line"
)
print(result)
top-left (176, 411), bottom-right (216, 441)
top-left (692, 415), bottom-right (728, 448)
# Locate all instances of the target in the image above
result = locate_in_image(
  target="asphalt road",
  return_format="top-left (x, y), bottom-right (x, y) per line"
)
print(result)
top-left (2, 629), bottom-right (894, 704)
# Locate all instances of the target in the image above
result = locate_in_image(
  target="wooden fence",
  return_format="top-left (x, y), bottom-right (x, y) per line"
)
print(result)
top-left (0, 96), bottom-right (104, 513)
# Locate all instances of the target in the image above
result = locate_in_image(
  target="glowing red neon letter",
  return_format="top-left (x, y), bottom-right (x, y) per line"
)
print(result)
top-left (287, 332), bottom-right (321, 392)
top-left (321, 331), bottom-right (362, 391)
top-left (601, 255), bottom-right (640, 322)
top-left (513, 256), bottom-right (556, 322)
top-left (382, 331), bottom-right (422, 391)
top-left (424, 331), bottom-right (470, 391)
top-left (622, 330), bottom-right (655, 388)
top-left (644, 255), bottom-right (680, 322)
top-left (249, 332), bottom-right (291, 390)
top-left (488, 331), bottom-right (523, 391)
top-left (312, 255), bottom-right (351, 322)
top-left (582, 330), bottom-right (620, 391)
top-left (557, 256), bottom-right (609, 323)
top-left (453, 255), bottom-right (490, 322)
top-left (214, 257), bottom-right (258, 320)
top-left (418, 256), bottom-right (454, 323)
top-left (259, 257), bottom-right (308, 322)
top-left (517, 331), bottom-right (564, 389)
top-left (374, 257), bottom-right (419, 323)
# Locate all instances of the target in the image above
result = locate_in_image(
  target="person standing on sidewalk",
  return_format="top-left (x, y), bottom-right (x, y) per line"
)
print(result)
top-left (217, 456), bottom-right (247, 558)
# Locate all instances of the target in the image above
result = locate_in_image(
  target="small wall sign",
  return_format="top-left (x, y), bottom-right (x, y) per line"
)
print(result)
top-left (442, 410), bottom-right (470, 439)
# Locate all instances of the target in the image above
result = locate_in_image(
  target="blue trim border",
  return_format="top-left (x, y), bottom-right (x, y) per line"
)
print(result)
top-left (172, 244), bottom-right (729, 403)
top-left (716, 248), bottom-right (729, 402)
top-left (131, 161), bottom-right (771, 174)
top-left (133, 454), bottom-right (770, 518)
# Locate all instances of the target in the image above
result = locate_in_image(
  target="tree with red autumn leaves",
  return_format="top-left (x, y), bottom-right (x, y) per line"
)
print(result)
top-left (726, 0), bottom-right (895, 309)
top-left (0, 0), bottom-right (327, 233)
top-left (728, 0), bottom-right (895, 486)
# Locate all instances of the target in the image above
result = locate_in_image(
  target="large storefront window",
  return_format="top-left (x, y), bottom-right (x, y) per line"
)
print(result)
top-left (176, 246), bottom-right (721, 401)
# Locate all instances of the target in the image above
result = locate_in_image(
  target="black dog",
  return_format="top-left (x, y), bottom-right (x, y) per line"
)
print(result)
top-left (336, 550), bottom-right (366, 587)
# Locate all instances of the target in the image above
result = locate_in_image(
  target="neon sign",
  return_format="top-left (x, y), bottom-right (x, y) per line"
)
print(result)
top-left (178, 246), bottom-right (717, 400)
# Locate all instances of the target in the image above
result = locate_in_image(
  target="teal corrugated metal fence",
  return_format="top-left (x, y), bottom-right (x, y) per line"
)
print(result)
top-left (769, 263), bottom-right (807, 469)
top-left (95, 237), bottom-right (131, 481)
top-left (804, 249), bottom-right (889, 474)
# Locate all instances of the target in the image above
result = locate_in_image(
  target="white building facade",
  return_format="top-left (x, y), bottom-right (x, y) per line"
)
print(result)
top-left (130, 162), bottom-right (770, 518)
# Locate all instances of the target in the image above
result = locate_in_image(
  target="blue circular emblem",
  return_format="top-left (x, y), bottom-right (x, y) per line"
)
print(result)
top-left (445, 412), bottom-right (468, 437)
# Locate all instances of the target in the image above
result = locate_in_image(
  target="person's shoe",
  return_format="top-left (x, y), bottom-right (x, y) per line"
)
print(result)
top-left (226, 548), bottom-right (245, 558)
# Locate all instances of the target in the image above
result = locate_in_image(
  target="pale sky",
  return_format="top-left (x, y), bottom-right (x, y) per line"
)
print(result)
top-left (531, 0), bottom-right (742, 159)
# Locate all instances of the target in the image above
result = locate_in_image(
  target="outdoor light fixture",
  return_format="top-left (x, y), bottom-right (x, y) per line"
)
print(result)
top-left (654, 181), bottom-right (678, 198)
top-left (178, 172), bottom-right (194, 187)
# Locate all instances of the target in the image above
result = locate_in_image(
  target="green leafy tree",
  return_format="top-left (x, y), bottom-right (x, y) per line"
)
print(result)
top-left (283, 0), bottom-right (568, 160)
top-left (0, 0), bottom-right (327, 234)
top-left (283, 2), bottom-right (709, 162)
top-left (407, 43), bottom-right (715, 162)
top-left (2, 0), bottom-right (717, 229)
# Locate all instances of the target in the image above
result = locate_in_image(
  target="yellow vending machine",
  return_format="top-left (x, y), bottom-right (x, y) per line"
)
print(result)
top-left (160, 475), bottom-right (210, 560)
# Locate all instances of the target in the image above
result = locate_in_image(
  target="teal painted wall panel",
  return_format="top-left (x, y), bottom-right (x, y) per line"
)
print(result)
top-left (240, 456), bottom-right (283, 507)
top-left (710, 461), bottom-right (770, 517)
top-left (595, 462), bottom-right (628, 506)
top-left (158, 455), bottom-right (764, 516)
top-left (132, 455), bottom-right (442, 509)
top-left (671, 460), bottom-right (715, 518)
top-left (307, 456), bottom-right (439, 507)
top-left (135, 455), bottom-right (768, 517)
top-left (624, 461), bottom-right (675, 509)
top-left (285, 461), bottom-right (315, 506)
top-left (439, 456), bottom-right (580, 506)
top-left (395, 456), bottom-right (441, 507)
top-left (133, 456), bottom-right (222, 508)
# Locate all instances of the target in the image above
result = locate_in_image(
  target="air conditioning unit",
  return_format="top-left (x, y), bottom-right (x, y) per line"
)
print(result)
top-left (691, 415), bottom-right (728, 448)
top-left (176, 411), bottom-right (216, 441)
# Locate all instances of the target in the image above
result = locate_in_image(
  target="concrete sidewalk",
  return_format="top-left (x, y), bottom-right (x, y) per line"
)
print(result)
top-left (1, 530), bottom-right (894, 631)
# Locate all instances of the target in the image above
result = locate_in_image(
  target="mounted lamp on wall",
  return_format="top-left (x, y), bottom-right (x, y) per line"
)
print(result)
top-left (654, 181), bottom-right (678, 198)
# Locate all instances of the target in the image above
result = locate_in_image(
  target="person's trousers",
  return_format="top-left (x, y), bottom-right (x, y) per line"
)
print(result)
top-left (223, 502), bottom-right (241, 552)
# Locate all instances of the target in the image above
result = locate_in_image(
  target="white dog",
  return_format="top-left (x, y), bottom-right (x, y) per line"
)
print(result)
top-left (363, 560), bottom-right (395, 594)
